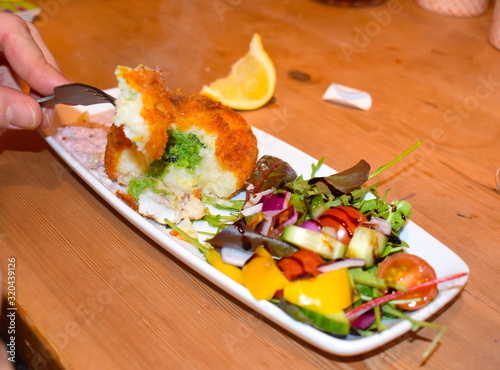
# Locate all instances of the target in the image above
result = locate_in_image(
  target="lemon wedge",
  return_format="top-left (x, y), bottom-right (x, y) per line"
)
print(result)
top-left (200, 33), bottom-right (276, 110)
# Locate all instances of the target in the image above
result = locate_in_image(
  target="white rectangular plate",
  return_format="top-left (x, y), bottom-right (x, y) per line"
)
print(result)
top-left (42, 90), bottom-right (469, 357)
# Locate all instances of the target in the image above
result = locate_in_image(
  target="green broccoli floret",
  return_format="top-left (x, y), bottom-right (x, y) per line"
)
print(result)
top-left (165, 130), bottom-right (205, 170)
top-left (130, 130), bottom-right (206, 199)
top-left (145, 130), bottom-right (205, 177)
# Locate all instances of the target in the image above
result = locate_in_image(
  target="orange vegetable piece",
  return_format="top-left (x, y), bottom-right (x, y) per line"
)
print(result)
top-left (278, 250), bottom-right (324, 280)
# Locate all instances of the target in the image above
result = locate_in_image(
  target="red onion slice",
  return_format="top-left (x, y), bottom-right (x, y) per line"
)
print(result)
top-left (299, 219), bottom-right (322, 232)
top-left (240, 203), bottom-right (263, 217)
top-left (257, 217), bottom-right (273, 236)
top-left (259, 205), bottom-right (298, 237)
top-left (363, 216), bottom-right (391, 236)
top-left (317, 258), bottom-right (366, 273)
top-left (243, 189), bottom-right (274, 209)
top-left (350, 310), bottom-right (375, 330)
top-left (262, 191), bottom-right (292, 212)
top-left (220, 247), bottom-right (253, 267)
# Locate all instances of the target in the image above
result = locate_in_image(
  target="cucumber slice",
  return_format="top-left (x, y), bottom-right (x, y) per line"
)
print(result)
top-left (346, 227), bottom-right (388, 268)
top-left (280, 300), bottom-right (350, 336)
top-left (282, 225), bottom-right (347, 260)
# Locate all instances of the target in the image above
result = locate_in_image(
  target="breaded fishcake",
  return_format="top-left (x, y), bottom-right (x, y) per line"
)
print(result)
top-left (104, 65), bottom-right (258, 224)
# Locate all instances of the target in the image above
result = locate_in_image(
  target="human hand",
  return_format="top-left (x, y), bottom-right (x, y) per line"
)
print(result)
top-left (0, 13), bottom-right (70, 135)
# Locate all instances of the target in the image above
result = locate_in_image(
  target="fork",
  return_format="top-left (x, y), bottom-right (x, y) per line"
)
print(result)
top-left (37, 83), bottom-right (116, 107)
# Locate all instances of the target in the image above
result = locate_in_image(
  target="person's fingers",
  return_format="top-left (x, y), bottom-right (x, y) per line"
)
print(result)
top-left (25, 20), bottom-right (61, 70)
top-left (0, 86), bottom-right (48, 130)
top-left (0, 14), bottom-right (70, 95)
top-left (0, 13), bottom-right (67, 133)
top-left (24, 18), bottom-right (72, 98)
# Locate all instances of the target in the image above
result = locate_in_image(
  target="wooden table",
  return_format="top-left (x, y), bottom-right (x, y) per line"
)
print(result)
top-left (1, 0), bottom-right (499, 368)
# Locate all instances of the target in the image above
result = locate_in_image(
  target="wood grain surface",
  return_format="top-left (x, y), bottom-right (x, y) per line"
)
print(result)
top-left (1, 0), bottom-right (499, 369)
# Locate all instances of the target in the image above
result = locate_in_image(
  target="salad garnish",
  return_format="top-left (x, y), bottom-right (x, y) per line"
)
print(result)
top-left (164, 140), bottom-right (467, 361)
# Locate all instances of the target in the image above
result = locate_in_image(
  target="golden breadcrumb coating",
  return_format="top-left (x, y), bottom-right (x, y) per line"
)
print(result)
top-left (104, 65), bottom-right (258, 204)
top-left (104, 124), bottom-right (131, 181)
top-left (116, 191), bottom-right (139, 212)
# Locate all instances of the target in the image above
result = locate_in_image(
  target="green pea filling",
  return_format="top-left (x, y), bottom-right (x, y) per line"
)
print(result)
top-left (147, 130), bottom-right (205, 177)
top-left (128, 130), bottom-right (206, 200)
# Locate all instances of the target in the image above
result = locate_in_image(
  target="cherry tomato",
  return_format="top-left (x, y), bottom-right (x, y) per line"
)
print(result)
top-left (318, 206), bottom-right (367, 245)
top-left (377, 253), bottom-right (437, 311)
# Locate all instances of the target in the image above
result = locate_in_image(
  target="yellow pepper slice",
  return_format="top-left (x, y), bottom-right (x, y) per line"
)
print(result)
top-left (206, 249), bottom-right (244, 285)
top-left (242, 246), bottom-right (289, 301)
top-left (283, 268), bottom-right (352, 316)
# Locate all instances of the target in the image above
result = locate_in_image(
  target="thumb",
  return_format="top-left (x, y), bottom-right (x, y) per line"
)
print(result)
top-left (0, 86), bottom-right (49, 130)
